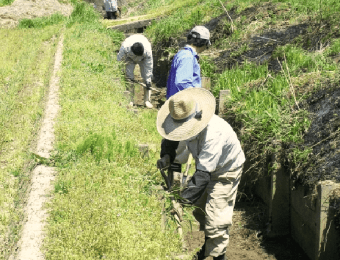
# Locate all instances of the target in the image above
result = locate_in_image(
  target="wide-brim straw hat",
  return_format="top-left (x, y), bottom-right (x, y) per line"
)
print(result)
top-left (157, 88), bottom-right (216, 141)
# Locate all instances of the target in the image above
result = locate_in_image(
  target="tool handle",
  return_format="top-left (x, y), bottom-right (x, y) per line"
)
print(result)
top-left (160, 169), bottom-right (171, 190)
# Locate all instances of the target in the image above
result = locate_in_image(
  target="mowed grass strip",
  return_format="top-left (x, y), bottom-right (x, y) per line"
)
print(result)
top-left (44, 22), bottom-right (182, 259)
top-left (0, 25), bottom-right (62, 258)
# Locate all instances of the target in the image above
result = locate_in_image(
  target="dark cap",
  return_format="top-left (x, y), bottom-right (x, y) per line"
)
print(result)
top-left (131, 42), bottom-right (144, 56)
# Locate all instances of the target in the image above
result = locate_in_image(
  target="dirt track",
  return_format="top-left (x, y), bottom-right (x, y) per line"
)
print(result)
top-left (13, 27), bottom-right (64, 260)
top-left (0, 0), bottom-right (72, 28)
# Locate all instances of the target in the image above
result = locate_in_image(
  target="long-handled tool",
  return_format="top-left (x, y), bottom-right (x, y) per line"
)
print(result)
top-left (182, 153), bottom-right (193, 187)
top-left (127, 79), bottom-right (161, 93)
top-left (158, 166), bottom-right (185, 250)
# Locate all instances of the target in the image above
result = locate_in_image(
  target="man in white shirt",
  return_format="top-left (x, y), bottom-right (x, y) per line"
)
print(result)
top-left (103, 0), bottom-right (118, 19)
top-left (156, 88), bottom-right (245, 260)
top-left (117, 34), bottom-right (154, 108)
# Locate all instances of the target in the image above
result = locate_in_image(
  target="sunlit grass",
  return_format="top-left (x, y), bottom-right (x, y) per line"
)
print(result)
top-left (0, 25), bottom-right (62, 258)
top-left (0, 0), bottom-right (14, 7)
top-left (44, 21), bottom-right (182, 259)
top-left (215, 43), bottom-right (338, 153)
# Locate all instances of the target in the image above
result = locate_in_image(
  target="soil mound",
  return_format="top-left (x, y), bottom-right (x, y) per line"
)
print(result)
top-left (0, 0), bottom-right (73, 28)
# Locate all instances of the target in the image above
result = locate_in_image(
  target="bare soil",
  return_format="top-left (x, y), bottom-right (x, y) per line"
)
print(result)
top-left (0, 0), bottom-right (73, 28)
top-left (183, 200), bottom-right (309, 260)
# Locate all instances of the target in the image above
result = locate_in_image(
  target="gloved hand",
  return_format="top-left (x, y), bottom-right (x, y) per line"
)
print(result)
top-left (180, 170), bottom-right (210, 205)
top-left (157, 154), bottom-right (170, 170)
top-left (145, 82), bottom-right (152, 90)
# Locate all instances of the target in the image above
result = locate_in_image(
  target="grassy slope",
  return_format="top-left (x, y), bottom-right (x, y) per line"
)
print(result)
top-left (1, 0), bottom-right (340, 258)
top-left (0, 25), bottom-right (62, 258)
top-left (43, 13), bottom-right (182, 260)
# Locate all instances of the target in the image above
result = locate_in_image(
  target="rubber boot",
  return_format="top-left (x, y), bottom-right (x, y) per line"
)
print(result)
top-left (192, 243), bottom-right (206, 260)
top-left (129, 81), bottom-right (135, 106)
top-left (192, 236), bottom-right (208, 260)
top-left (213, 254), bottom-right (226, 260)
top-left (144, 88), bottom-right (153, 109)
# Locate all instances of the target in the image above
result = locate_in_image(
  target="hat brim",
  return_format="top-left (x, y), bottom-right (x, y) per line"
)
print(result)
top-left (157, 88), bottom-right (216, 141)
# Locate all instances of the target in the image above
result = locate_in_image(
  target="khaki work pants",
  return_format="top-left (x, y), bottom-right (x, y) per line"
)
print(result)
top-left (193, 166), bottom-right (243, 257)
top-left (125, 61), bottom-right (148, 82)
top-left (126, 62), bottom-right (151, 104)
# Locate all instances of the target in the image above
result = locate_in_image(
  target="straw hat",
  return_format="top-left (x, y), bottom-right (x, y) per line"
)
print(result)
top-left (157, 88), bottom-right (216, 141)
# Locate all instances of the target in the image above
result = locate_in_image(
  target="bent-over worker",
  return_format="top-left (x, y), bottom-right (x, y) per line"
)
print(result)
top-left (156, 88), bottom-right (245, 260)
top-left (104, 0), bottom-right (118, 19)
top-left (117, 34), bottom-right (153, 108)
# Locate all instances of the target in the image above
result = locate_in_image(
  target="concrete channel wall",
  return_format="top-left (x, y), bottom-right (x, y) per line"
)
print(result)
top-left (254, 151), bottom-right (340, 260)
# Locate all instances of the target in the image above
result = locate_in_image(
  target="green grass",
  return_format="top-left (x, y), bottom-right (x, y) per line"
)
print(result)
top-left (140, 0), bottom-right (340, 45)
top-left (0, 25), bottom-right (63, 258)
top-left (18, 13), bottom-right (66, 28)
top-left (212, 43), bottom-right (338, 177)
top-left (0, 0), bottom-right (14, 7)
top-left (43, 18), bottom-right (182, 259)
top-left (1, 0), bottom-right (340, 258)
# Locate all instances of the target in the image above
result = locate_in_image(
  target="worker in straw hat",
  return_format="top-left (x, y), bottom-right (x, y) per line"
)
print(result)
top-left (156, 88), bottom-right (245, 260)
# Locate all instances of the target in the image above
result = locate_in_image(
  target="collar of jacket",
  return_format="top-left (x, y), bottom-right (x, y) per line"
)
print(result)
top-left (184, 45), bottom-right (199, 61)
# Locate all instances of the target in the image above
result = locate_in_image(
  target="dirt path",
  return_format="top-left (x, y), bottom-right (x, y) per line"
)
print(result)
top-left (14, 33), bottom-right (64, 260)
top-left (0, 0), bottom-right (72, 28)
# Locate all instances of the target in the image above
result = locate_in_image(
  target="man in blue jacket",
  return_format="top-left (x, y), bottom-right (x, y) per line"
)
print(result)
top-left (166, 25), bottom-right (211, 99)
top-left (165, 26), bottom-right (212, 182)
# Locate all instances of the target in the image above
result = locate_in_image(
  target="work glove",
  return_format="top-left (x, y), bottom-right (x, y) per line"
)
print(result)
top-left (145, 82), bottom-right (152, 90)
top-left (180, 170), bottom-right (210, 205)
top-left (157, 154), bottom-right (170, 170)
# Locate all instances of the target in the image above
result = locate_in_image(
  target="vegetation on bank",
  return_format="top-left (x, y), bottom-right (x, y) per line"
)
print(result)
top-left (141, 0), bottom-right (340, 183)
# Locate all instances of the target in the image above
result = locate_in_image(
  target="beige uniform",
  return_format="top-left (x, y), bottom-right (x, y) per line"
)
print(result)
top-left (117, 34), bottom-right (153, 84)
top-left (185, 115), bottom-right (245, 257)
top-left (117, 34), bottom-right (153, 107)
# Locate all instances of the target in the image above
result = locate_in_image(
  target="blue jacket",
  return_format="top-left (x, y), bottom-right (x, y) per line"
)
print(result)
top-left (166, 46), bottom-right (201, 99)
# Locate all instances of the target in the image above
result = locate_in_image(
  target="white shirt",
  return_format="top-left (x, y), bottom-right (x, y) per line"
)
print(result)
top-left (186, 115), bottom-right (245, 177)
top-left (103, 0), bottom-right (117, 12)
top-left (117, 34), bottom-right (153, 83)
